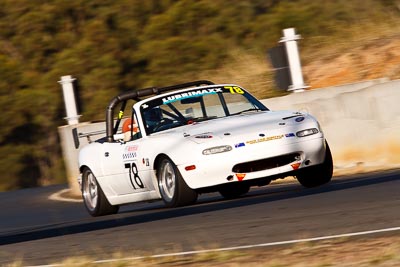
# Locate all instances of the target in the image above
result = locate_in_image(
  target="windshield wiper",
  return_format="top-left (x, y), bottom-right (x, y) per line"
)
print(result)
top-left (191, 116), bottom-right (218, 122)
top-left (230, 108), bottom-right (261, 116)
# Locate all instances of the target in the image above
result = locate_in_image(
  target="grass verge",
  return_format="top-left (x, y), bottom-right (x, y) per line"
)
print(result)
top-left (8, 233), bottom-right (400, 267)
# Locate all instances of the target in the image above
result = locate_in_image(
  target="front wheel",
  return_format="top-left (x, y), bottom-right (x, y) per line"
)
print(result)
top-left (82, 168), bottom-right (119, 216)
top-left (157, 157), bottom-right (198, 207)
top-left (296, 141), bottom-right (333, 188)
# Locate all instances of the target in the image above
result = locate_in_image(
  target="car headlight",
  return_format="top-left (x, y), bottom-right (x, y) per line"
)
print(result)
top-left (202, 145), bottom-right (232, 155)
top-left (296, 128), bottom-right (319, 137)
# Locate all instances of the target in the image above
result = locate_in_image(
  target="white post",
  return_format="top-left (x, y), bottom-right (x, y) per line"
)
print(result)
top-left (58, 75), bottom-right (81, 125)
top-left (280, 28), bottom-right (308, 92)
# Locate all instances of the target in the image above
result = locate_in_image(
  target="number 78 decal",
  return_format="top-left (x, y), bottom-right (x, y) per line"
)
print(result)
top-left (124, 162), bottom-right (145, 189)
top-left (224, 86), bottom-right (244, 94)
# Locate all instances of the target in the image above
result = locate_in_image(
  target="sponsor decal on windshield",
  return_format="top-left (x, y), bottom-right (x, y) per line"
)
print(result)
top-left (223, 86), bottom-right (245, 94)
top-left (162, 88), bottom-right (223, 104)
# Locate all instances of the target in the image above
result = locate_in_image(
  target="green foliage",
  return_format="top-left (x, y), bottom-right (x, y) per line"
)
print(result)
top-left (0, 0), bottom-right (398, 190)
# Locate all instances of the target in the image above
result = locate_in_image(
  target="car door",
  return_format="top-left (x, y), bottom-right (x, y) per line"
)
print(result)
top-left (100, 141), bottom-right (136, 195)
top-left (120, 141), bottom-right (149, 193)
top-left (102, 138), bottom-right (154, 196)
top-left (101, 112), bottom-right (153, 196)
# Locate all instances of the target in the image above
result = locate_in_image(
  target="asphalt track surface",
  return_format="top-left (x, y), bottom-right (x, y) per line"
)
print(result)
top-left (0, 170), bottom-right (399, 266)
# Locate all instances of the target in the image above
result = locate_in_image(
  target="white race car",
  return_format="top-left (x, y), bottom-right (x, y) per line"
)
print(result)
top-left (78, 81), bottom-right (333, 216)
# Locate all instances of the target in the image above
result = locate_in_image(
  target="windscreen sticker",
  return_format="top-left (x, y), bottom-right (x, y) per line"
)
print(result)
top-left (162, 88), bottom-right (223, 104)
top-left (223, 86), bottom-right (245, 94)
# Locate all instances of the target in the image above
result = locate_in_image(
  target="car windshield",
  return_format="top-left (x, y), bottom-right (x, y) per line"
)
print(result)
top-left (140, 85), bottom-right (268, 135)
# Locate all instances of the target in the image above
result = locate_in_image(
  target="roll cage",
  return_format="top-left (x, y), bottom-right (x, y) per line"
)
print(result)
top-left (106, 80), bottom-right (215, 142)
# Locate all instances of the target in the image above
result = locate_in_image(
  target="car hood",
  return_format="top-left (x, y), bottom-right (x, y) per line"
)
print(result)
top-left (177, 110), bottom-right (310, 144)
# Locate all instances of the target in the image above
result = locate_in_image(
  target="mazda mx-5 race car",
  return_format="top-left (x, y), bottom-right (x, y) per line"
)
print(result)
top-left (78, 80), bottom-right (333, 216)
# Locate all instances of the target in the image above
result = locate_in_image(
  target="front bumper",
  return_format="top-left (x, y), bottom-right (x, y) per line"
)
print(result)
top-left (178, 136), bottom-right (326, 189)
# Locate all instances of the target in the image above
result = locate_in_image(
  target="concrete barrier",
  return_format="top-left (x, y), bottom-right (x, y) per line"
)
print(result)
top-left (262, 78), bottom-right (400, 173)
top-left (59, 78), bottom-right (400, 195)
top-left (58, 121), bottom-right (107, 196)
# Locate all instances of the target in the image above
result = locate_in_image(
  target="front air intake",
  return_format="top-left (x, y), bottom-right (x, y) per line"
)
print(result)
top-left (232, 153), bottom-right (301, 173)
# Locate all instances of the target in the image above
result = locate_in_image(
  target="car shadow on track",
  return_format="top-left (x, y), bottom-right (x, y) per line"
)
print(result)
top-left (1, 169), bottom-right (399, 246)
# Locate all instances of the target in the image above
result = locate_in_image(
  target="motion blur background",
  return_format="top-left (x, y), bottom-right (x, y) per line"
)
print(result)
top-left (1, 0), bottom-right (400, 191)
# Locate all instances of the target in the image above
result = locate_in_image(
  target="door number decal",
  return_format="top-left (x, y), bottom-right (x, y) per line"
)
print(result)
top-left (124, 162), bottom-right (145, 189)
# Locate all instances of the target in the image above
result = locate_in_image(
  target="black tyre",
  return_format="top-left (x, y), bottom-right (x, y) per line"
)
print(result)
top-left (82, 168), bottom-right (119, 216)
top-left (157, 157), bottom-right (198, 207)
top-left (296, 142), bottom-right (333, 188)
top-left (219, 183), bottom-right (250, 199)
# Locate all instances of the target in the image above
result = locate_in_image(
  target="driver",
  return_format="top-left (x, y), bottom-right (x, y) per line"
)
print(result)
top-left (122, 118), bottom-right (140, 141)
top-left (143, 107), bottom-right (163, 133)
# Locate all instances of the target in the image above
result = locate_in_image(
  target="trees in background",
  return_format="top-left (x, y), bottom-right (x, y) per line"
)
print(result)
top-left (0, 0), bottom-right (397, 190)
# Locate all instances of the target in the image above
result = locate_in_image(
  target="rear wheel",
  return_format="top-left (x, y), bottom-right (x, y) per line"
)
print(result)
top-left (157, 157), bottom-right (198, 207)
top-left (296, 142), bottom-right (333, 188)
top-left (82, 168), bottom-right (119, 216)
top-left (219, 183), bottom-right (250, 199)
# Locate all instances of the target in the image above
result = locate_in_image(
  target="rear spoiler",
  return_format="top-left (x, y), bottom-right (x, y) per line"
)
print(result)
top-left (72, 128), bottom-right (106, 149)
top-left (105, 80), bottom-right (215, 142)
